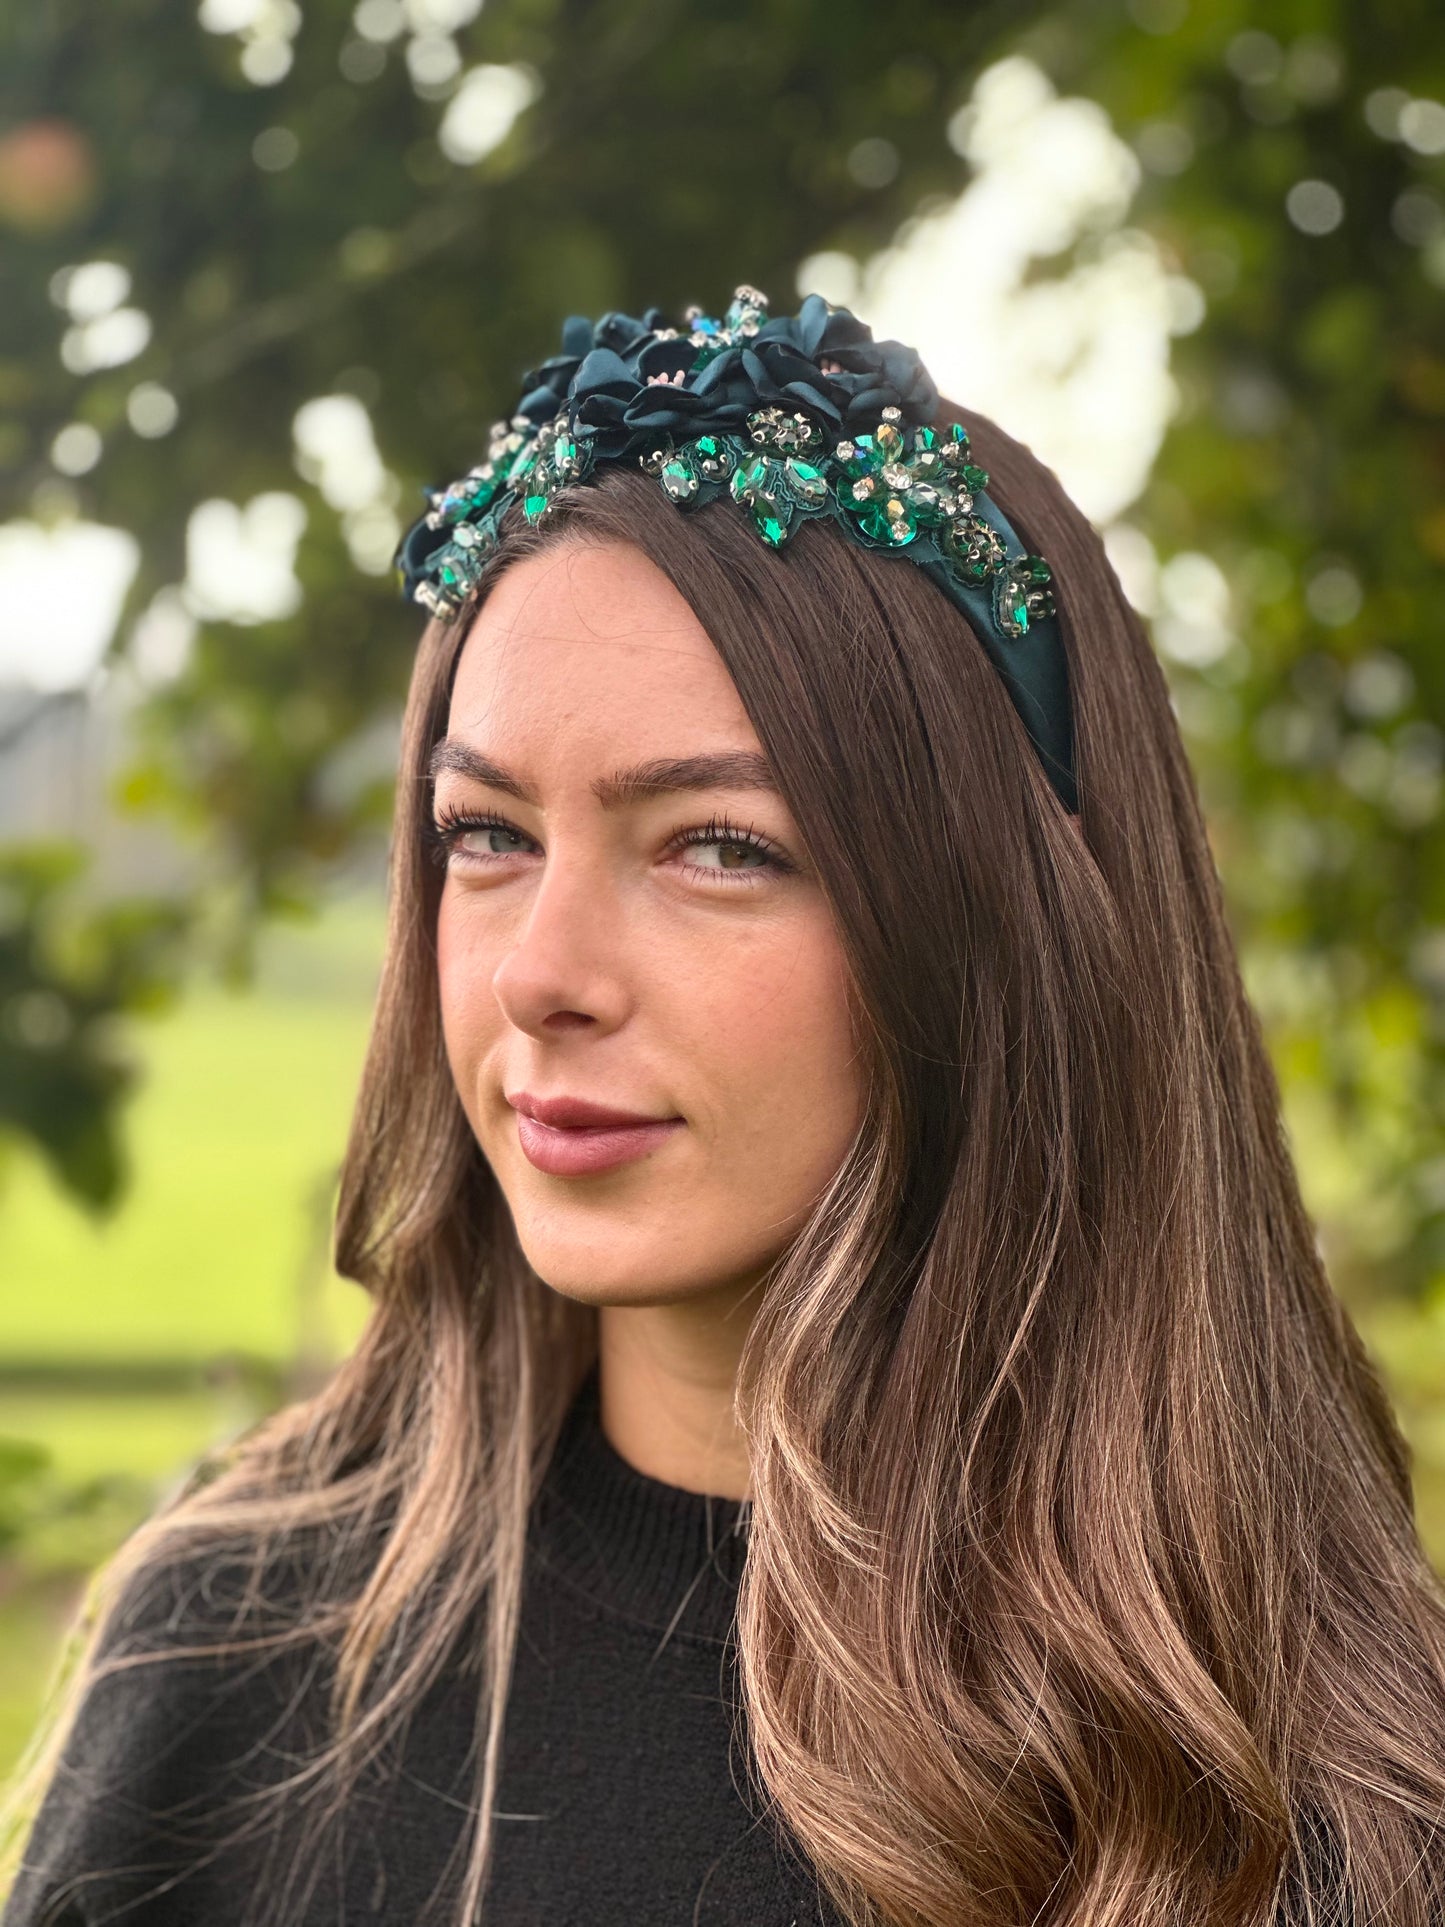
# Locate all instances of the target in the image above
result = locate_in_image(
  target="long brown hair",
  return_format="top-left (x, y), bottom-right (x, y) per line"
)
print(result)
top-left (7, 399), bottom-right (1445, 1927)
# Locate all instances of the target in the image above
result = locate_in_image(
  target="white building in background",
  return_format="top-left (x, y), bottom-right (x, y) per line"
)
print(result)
top-left (0, 677), bottom-right (203, 897)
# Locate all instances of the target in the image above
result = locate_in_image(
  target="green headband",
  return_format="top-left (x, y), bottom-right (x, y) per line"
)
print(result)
top-left (395, 285), bottom-right (1077, 814)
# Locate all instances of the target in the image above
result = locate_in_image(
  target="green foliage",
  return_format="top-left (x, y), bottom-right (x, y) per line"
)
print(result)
top-left (0, 1440), bottom-right (49, 1559)
top-left (0, 913), bottom-right (377, 1364)
top-left (0, 845), bottom-right (189, 1210)
top-left (0, 1432), bottom-right (149, 1576)
top-left (1044, 0), bottom-right (1445, 1300)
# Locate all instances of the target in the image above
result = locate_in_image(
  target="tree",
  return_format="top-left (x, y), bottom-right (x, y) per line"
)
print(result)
top-left (1056, 0), bottom-right (1445, 1308)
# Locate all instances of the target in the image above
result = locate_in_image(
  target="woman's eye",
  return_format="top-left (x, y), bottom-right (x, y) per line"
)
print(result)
top-left (674, 820), bottom-right (787, 884)
top-left (453, 819), bottom-right (529, 859)
top-left (426, 808), bottom-right (791, 887)
top-left (426, 810), bottom-right (533, 869)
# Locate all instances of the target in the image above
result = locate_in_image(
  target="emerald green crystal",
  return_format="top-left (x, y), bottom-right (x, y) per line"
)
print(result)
top-left (692, 433), bottom-right (734, 479)
top-left (748, 490), bottom-right (791, 546)
top-left (443, 472), bottom-right (500, 521)
top-left (992, 565), bottom-right (1043, 638)
top-left (523, 490), bottom-right (550, 520)
top-left (860, 498), bottom-right (917, 545)
top-left (507, 444), bottom-right (539, 484)
top-left (785, 458), bottom-right (828, 504)
top-left (841, 434), bottom-right (878, 479)
top-left (907, 483), bottom-right (946, 525)
top-left (874, 421), bottom-right (903, 461)
top-left (732, 454), bottom-right (770, 498)
top-left (661, 458), bottom-right (699, 502)
top-left (961, 463), bottom-right (989, 491)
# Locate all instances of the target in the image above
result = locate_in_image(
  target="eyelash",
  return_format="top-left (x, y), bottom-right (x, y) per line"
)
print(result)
top-left (424, 803), bottom-right (793, 888)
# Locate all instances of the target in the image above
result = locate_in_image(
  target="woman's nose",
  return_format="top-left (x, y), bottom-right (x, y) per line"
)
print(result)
top-left (487, 847), bottom-right (631, 1034)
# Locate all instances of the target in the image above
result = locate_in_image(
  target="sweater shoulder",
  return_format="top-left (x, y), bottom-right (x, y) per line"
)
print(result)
top-left (2, 1543), bottom-right (332, 1927)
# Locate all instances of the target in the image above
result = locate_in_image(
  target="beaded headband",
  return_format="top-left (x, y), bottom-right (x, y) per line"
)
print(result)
top-left (395, 285), bottom-right (1077, 813)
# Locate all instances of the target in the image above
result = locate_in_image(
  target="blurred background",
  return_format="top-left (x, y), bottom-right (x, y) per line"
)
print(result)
top-left (1, 0), bottom-right (1443, 1778)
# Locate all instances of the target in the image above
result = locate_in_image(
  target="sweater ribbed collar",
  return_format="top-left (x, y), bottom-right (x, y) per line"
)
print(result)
top-left (528, 1363), bottom-right (752, 1647)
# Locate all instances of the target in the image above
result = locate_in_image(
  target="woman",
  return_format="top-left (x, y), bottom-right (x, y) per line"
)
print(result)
top-left (4, 285), bottom-right (1445, 1927)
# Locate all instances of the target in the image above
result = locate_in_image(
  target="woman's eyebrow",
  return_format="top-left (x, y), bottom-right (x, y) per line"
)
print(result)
top-left (426, 741), bottom-right (782, 811)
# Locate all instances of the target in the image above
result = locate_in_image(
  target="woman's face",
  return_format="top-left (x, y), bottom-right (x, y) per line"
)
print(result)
top-left (433, 537), bottom-right (867, 1314)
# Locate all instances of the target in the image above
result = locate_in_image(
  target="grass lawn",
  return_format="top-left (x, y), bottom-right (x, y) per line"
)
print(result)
top-left (0, 891), bottom-right (382, 1366)
top-left (0, 886), bottom-right (384, 1780)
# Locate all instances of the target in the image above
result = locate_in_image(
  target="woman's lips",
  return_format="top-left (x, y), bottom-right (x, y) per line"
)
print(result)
top-left (514, 1112), bottom-right (685, 1177)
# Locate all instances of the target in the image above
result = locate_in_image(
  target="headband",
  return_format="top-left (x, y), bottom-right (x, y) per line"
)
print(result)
top-left (395, 285), bottom-right (1078, 813)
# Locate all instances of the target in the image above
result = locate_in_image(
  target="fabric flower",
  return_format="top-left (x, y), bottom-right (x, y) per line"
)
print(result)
top-left (546, 288), bottom-right (941, 457)
top-left (515, 307), bottom-right (668, 426)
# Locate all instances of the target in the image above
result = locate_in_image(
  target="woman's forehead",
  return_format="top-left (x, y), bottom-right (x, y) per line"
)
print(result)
top-left (447, 541), bottom-right (746, 741)
top-left (463, 538), bottom-right (707, 648)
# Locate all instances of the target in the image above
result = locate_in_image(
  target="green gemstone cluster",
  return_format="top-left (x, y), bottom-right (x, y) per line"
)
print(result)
top-left (639, 402), bottom-right (1055, 641)
top-left (410, 396), bottom-right (1054, 645)
top-left (411, 410), bottom-right (598, 617)
top-left (665, 284), bottom-right (770, 372)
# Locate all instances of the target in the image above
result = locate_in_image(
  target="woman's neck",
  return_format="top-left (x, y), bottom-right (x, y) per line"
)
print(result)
top-left (595, 1274), bottom-right (764, 1499)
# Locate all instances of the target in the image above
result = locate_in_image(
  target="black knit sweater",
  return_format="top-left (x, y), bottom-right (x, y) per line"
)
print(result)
top-left (3, 1365), bottom-right (845, 1926)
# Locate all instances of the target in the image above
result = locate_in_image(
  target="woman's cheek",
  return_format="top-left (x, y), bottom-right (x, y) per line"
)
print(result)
top-left (435, 892), bottom-right (502, 1121)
